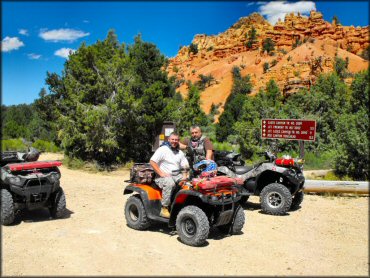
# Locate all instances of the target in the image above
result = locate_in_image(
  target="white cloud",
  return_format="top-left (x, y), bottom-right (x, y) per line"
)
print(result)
top-left (54, 47), bottom-right (75, 58)
top-left (1, 36), bottom-right (25, 52)
top-left (247, 2), bottom-right (256, 6)
top-left (19, 29), bottom-right (29, 36)
top-left (258, 1), bottom-right (316, 25)
top-left (83, 20), bottom-right (90, 23)
top-left (39, 28), bottom-right (89, 42)
top-left (28, 53), bottom-right (41, 60)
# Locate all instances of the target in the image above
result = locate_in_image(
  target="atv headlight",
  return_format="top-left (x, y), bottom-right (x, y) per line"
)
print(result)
top-left (9, 176), bottom-right (22, 186)
top-left (49, 173), bottom-right (60, 182)
top-left (211, 195), bottom-right (218, 201)
top-left (49, 174), bottom-right (56, 182)
top-left (1, 168), bottom-right (8, 181)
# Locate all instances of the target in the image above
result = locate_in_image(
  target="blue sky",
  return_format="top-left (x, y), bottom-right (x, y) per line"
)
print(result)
top-left (2, 1), bottom-right (369, 106)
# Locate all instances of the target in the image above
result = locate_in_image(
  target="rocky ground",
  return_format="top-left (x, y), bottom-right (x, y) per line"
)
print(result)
top-left (2, 153), bottom-right (368, 276)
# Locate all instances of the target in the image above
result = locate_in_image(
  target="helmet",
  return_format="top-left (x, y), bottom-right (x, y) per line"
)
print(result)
top-left (193, 160), bottom-right (218, 178)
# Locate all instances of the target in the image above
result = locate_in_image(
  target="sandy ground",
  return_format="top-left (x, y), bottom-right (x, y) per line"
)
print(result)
top-left (1, 153), bottom-right (369, 276)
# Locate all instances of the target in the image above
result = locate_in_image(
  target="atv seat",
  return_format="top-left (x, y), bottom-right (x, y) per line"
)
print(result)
top-left (234, 165), bottom-right (254, 175)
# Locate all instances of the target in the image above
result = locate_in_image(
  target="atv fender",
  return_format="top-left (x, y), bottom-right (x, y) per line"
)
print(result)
top-left (168, 190), bottom-right (208, 228)
top-left (255, 170), bottom-right (288, 194)
top-left (124, 184), bottom-right (162, 220)
top-left (256, 170), bottom-right (299, 195)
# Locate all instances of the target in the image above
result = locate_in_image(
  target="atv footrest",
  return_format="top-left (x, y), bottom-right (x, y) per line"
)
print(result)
top-left (148, 214), bottom-right (169, 224)
top-left (215, 210), bottom-right (234, 226)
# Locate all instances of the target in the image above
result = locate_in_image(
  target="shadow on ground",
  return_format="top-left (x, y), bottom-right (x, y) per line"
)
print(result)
top-left (9, 208), bottom-right (74, 225)
top-left (129, 221), bottom-right (241, 247)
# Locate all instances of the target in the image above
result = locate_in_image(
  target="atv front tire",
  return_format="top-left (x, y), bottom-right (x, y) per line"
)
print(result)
top-left (291, 191), bottom-right (304, 210)
top-left (125, 195), bottom-right (151, 230)
top-left (260, 183), bottom-right (292, 215)
top-left (176, 205), bottom-right (209, 247)
top-left (49, 188), bottom-right (67, 218)
top-left (1, 189), bottom-right (15, 225)
top-left (218, 205), bottom-right (245, 234)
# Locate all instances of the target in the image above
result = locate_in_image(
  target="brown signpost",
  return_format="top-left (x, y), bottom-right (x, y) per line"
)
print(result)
top-left (152, 121), bottom-right (176, 152)
top-left (261, 119), bottom-right (316, 141)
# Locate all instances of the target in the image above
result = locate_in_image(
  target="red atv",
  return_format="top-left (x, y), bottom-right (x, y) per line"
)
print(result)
top-left (1, 148), bottom-right (66, 225)
top-left (123, 164), bottom-right (245, 246)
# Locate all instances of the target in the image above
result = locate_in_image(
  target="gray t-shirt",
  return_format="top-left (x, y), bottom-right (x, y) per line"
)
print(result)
top-left (150, 146), bottom-right (189, 175)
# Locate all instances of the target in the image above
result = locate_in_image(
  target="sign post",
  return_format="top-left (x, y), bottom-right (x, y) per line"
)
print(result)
top-left (261, 119), bottom-right (316, 158)
top-left (152, 121), bottom-right (176, 152)
top-left (261, 119), bottom-right (316, 141)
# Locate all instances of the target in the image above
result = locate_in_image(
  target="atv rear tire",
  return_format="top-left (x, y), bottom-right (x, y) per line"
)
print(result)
top-left (218, 205), bottom-right (245, 234)
top-left (176, 205), bottom-right (209, 247)
top-left (1, 189), bottom-right (15, 225)
top-left (49, 188), bottom-right (66, 218)
top-left (125, 195), bottom-right (151, 230)
top-left (260, 183), bottom-right (292, 215)
top-left (291, 191), bottom-right (304, 210)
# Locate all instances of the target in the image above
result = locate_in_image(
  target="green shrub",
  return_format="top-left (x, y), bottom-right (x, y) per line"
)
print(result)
top-left (302, 150), bottom-right (336, 170)
top-left (123, 160), bottom-right (135, 169)
top-left (262, 38), bottom-right (275, 54)
top-left (360, 46), bottom-right (370, 60)
top-left (62, 156), bottom-right (85, 170)
top-left (278, 49), bottom-right (288, 55)
top-left (213, 141), bottom-right (237, 152)
top-left (246, 27), bottom-right (257, 48)
top-left (1, 139), bottom-right (27, 151)
top-left (292, 38), bottom-right (302, 49)
top-left (32, 140), bottom-right (60, 153)
top-left (322, 171), bottom-right (352, 181)
top-left (188, 43), bottom-right (198, 54)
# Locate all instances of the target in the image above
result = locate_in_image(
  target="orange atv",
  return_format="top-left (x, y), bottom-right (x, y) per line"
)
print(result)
top-left (123, 164), bottom-right (245, 246)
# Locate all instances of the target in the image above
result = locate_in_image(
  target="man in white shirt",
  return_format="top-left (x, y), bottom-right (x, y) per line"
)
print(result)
top-left (150, 132), bottom-right (189, 218)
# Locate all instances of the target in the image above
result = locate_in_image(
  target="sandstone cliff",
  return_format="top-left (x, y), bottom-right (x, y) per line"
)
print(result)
top-left (167, 11), bottom-right (369, 115)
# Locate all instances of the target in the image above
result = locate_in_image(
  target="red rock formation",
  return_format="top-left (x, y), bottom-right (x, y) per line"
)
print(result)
top-left (167, 10), bottom-right (369, 116)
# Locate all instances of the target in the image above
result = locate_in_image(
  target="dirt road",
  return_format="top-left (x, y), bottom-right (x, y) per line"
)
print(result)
top-left (2, 153), bottom-right (368, 276)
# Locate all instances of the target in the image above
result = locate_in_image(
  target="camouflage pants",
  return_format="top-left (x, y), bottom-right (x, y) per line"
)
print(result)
top-left (155, 175), bottom-right (182, 207)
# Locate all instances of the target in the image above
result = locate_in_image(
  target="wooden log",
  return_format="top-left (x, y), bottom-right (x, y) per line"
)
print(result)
top-left (304, 180), bottom-right (369, 194)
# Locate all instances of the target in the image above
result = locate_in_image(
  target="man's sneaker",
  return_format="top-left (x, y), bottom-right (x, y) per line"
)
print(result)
top-left (160, 207), bottom-right (170, 218)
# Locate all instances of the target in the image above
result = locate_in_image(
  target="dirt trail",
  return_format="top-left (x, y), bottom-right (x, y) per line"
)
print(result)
top-left (2, 153), bottom-right (368, 276)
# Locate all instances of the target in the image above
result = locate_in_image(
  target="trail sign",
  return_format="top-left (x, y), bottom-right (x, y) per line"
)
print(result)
top-left (261, 119), bottom-right (316, 141)
top-left (152, 121), bottom-right (176, 152)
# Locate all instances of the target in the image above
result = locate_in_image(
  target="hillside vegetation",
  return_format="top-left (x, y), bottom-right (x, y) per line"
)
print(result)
top-left (2, 11), bottom-right (369, 180)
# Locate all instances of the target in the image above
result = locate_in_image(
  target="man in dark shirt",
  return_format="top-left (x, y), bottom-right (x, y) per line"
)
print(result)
top-left (179, 125), bottom-right (214, 167)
